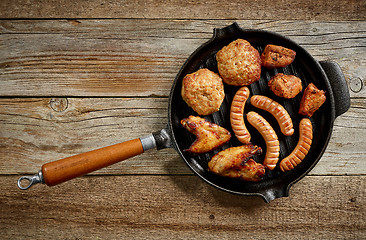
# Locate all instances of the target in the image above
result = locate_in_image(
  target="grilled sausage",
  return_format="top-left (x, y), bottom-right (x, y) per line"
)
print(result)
top-left (280, 118), bottom-right (313, 172)
top-left (250, 95), bottom-right (294, 136)
top-left (247, 111), bottom-right (280, 170)
top-left (230, 86), bottom-right (251, 144)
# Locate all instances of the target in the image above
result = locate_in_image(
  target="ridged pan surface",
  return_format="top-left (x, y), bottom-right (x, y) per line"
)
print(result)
top-left (168, 23), bottom-right (335, 201)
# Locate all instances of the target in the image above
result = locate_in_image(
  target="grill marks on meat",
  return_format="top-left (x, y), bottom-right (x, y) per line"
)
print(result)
top-left (230, 86), bottom-right (251, 144)
top-left (181, 116), bottom-right (231, 154)
top-left (180, 39), bottom-right (325, 180)
top-left (247, 111), bottom-right (280, 170)
top-left (250, 95), bottom-right (294, 136)
top-left (208, 145), bottom-right (265, 182)
top-left (280, 118), bottom-right (313, 171)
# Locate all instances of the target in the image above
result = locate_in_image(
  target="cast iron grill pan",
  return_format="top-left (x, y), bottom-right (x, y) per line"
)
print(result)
top-left (169, 23), bottom-right (338, 200)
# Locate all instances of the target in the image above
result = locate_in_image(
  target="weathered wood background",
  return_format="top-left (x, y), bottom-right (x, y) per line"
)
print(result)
top-left (0, 0), bottom-right (365, 239)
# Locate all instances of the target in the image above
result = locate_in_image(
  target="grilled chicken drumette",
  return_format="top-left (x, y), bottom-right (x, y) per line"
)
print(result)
top-left (181, 116), bottom-right (231, 154)
top-left (208, 145), bottom-right (265, 182)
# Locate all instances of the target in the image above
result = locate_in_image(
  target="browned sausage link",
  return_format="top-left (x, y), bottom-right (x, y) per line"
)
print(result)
top-left (280, 118), bottom-right (313, 172)
top-left (230, 86), bottom-right (251, 144)
top-left (250, 95), bottom-right (294, 136)
top-left (247, 111), bottom-right (280, 170)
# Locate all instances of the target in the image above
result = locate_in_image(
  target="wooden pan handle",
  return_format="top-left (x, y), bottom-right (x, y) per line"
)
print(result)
top-left (42, 139), bottom-right (144, 186)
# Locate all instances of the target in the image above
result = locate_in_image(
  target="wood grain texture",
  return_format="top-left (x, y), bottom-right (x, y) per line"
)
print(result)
top-left (1, 0), bottom-right (365, 20)
top-left (1, 1), bottom-right (365, 239)
top-left (1, 20), bottom-right (365, 97)
top-left (0, 97), bottom-right (183, 175)
top-left (0, 97), bottom-right (365, 175)
top-left (0, 175), bottom-right (365, 239)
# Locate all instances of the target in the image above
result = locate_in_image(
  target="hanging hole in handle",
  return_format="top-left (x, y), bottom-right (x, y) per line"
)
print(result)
top-left (17, 176), bottom-right (34, 190)
top-left (17, 171), bottom-right (44, 190)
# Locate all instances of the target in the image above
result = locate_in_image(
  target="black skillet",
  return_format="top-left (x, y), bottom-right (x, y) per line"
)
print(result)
top-left (18, 23), bottom-right (350, 202)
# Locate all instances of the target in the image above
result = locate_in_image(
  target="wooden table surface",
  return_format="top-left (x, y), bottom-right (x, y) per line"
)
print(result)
top-left (1, 1), bottom-right (365, 239)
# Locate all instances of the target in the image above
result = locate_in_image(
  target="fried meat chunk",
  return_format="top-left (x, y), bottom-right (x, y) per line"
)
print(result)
top-left (261, 44), bottom-right (296, 69)
top-left (181, 116), bottom-right (231, 154)
top-left (208, 145), bottom-right (265, 182)
top-left (299, 83), bottom-right (326, 117)
top-left (268, 73), bottom-right (302, 99)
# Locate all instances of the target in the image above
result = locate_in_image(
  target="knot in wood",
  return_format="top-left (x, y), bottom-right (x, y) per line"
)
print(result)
top-left (349, 77), bottom-right (363, 93)
top-left (50, 98), bottom-right (68, 112)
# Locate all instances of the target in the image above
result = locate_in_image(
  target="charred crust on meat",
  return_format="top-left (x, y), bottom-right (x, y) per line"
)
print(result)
top-left (181, 116), bottom-right (231, 154)
top-left (261, 44), bottom-right (296, 69)
top-left (299, 83), bottom-right (326, 117)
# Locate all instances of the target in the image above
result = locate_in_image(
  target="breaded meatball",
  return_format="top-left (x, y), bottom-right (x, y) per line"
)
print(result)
top-left (268, 73), bottom-right (302, 98)
top-left (216, 39), bottom-right (261, 86)
top-left (261, 44), bottom-right (296, 69)
top-left (181, 68), bottom-right (225, 115)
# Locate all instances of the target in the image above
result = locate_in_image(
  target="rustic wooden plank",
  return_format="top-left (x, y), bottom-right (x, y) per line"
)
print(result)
top-left (0, 0), bottom-right (365, 20)
top-left (1, 20), bottom-right (365, 97)
top-left (310, 98), bottom-right (366, 175)
top-left (0, 175), bottom-right (364, 239)
top-left (0, 97), bottom-right (185, 175)
top-left (0, 97), bottom-right (365, 175)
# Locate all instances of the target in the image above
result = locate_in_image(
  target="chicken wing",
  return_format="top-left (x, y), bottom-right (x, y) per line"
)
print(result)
top-left (208, 145), bottom-right (265, 182)
top-left (181, 116), bottom-right (231, 154)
